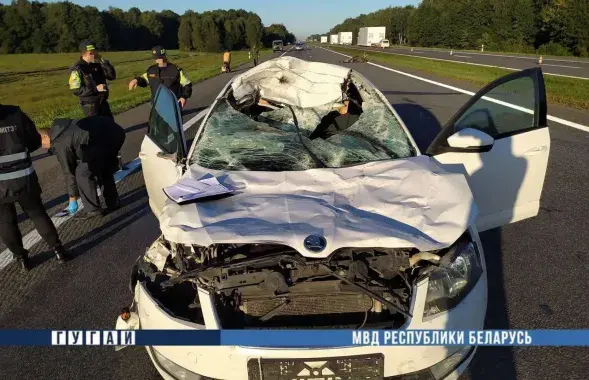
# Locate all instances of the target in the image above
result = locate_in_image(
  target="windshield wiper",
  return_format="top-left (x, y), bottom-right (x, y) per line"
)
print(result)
top-left (286, 104), bottom-right (328, 169)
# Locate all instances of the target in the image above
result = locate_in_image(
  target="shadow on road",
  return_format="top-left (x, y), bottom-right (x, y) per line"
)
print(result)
top-left (392, 103), bottom-right (444, 152)
top-left (383, 91), bottom-right (458, 96)
top-left (27, 187), bottom-right (149, 269)
top-left (182, 105), bottom-right (208, 118)
top-left (463, 228), bottom-right (518, 380)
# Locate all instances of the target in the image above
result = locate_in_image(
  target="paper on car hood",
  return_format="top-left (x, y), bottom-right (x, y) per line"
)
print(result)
top-left (159, 156), bottom-right (477, 257)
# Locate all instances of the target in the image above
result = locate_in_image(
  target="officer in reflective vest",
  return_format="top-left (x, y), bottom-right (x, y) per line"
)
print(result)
top-left (128, 46), bottom-right (192, 109)
top-left (69, 40), bottom-right (116, 118)
top-left (0, 104), bottom-right (69, 271)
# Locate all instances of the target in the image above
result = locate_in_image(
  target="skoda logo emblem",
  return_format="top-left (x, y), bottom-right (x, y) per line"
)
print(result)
top-left (304, 235), bottom-right (327, 253)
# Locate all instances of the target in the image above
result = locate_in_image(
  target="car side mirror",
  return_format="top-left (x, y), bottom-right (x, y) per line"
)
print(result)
top-left (446, 128), bottom-right (494, 152)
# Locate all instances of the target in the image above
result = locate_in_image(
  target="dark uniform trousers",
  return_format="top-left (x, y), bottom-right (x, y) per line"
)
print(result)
top-left (0, 194), bottom-right (61, 258)
top-left (80, 99), bottom-right (113, 119)
top-left (76, 161), bottom-right (119, 213)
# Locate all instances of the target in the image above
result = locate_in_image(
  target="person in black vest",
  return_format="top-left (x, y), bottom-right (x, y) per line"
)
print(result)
top-left (40, 116), bottom-right (126, 221)
top-left (128, 46), bottom-right (192, 108)
top-left (0, 104), bottom-right (69, 271)
top-left (69, 40), bottom-right (116, 118)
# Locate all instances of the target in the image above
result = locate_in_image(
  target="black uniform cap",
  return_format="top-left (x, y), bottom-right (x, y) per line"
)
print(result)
top-left (152, 46), bottom-right (167, 59)
top-left (79, 40), bottom-right (97, 52)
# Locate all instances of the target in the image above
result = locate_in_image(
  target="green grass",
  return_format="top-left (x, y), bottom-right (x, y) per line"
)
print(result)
top-left (0, 49), bottom-right (271, 128)
top-left (0, 50), bottom-right (188, 73)
top-left (385, 45), bottom-right (589, 60)
top-left (328, 46), bottom-right (589, 111)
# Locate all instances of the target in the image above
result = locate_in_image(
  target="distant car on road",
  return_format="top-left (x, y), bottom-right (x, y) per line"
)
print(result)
top-left (295, 42), bottom-right (305, 51)
top-left (373, 39), bottom-right (390, 48)
top-left (272, 40), bottom-right (284, 52)
top-left (117, 57), bottom-right (551, 380)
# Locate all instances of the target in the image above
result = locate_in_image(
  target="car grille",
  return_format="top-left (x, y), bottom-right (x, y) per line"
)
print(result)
top-left (242, 292), bottom-right (373, 317)
top-left (248, 354), bottom-right (384, 380)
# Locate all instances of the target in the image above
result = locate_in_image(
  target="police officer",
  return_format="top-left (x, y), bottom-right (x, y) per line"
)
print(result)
top-left (128, 46), bottom-right (192, 108)
top-left (69, 40), bottom-right (116, 118)
top-left (41, 116), bottom-right (126, 221)
top-left (0, 104), bottom-right (69, 270)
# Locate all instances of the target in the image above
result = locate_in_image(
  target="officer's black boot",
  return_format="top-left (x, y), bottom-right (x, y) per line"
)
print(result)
top-left (54, 245), bottom-right (70, 263)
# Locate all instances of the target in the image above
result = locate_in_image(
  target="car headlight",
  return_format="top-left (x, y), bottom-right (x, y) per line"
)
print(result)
top-left (429, 346), bottom-right (474, 379)
top-left (152, 347), bottom-right (216, 380)
top-left (423, 238), bottom-right (482, 319)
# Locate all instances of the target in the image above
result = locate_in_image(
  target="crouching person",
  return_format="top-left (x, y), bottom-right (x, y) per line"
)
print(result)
top-left (41, 116), bottom-right (126, 220)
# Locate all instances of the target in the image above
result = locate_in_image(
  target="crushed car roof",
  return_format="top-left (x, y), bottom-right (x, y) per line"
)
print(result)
top-left (231, 56), bottom-right (351, 109)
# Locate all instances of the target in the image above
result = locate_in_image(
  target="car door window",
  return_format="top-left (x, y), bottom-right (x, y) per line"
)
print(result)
top-left (427, 68), bottom-right (545, 155)
top-left (148, 86), bottom-right (183, 154)
top-left (454, 75), bottom-right (537, 138)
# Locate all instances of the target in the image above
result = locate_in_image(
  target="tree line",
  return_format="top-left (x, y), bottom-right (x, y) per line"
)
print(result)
top-left (0, 0), bottom-right (296, 54)
top-left (318, 0), bottom-right (589, 57)
top-left (178, 9), bottom-right (296, 52)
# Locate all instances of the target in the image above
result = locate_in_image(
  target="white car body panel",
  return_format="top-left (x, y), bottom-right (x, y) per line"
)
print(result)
top-left (139, 137), bottom-right (184, 220)
top-left (435, 127), bottom-right (550, 232)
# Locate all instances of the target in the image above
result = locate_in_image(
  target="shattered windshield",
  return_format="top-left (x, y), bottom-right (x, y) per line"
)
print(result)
top-left (190, 58), bottom-right (416, 171)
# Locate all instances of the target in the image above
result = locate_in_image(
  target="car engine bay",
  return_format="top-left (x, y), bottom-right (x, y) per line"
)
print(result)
top-left (134, 238), bottom-right (445, 329)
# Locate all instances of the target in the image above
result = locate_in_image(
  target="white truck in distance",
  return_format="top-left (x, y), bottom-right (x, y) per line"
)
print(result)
top-left (321, 36), bottom-right (328, 43)
top-left (338, 31), bottom-right (353, 45)
top-left (330, 34), bottom-right (339, 44)
top-left (357, 26), bottom-right (386, 47)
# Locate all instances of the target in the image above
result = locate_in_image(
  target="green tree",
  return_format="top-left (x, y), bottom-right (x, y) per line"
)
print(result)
top-left (245, 14), bottom-right (263, 48)
top-left (178, 11), bottom-right (193, 50)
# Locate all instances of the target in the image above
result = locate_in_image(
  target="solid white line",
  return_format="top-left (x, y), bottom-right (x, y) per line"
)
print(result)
top-left (280, 47), bottom-right (294, 57)
top-left (395, 47), bottom-right (589, 65)
top-left (540, 63), bottom-right (580, 69)
top-left (0, 108), bottom-right (210, 271)
top-left (320, 46), bottom-right (589, 133)
top-left (341, 45), bottom-right (589, 80)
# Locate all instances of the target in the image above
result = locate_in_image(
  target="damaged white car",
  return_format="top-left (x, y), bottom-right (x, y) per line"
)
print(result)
top-left (118, 56), bottom-right (550, 379)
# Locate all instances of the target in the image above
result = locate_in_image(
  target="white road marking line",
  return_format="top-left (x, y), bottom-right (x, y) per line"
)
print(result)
top-left (342, 45), bottom-right (589, 80)
top-left (0, 108), bottom-right (209, 271)
top-left (320, 46), bottom-right (589, 133)
top-left (280, 47), bottom-right (294, 57)
top-left (540, 63), bottom-right (580, 69)
top-left (396, 47), bottom-right (589, 65)
top-left (454, 55), bottom-right (471, 59)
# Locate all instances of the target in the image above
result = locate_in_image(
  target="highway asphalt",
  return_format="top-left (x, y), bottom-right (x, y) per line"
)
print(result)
top-left (0, 46), bottom-right (588, 380)
top-left (328, 44), bottom-right (589, 80)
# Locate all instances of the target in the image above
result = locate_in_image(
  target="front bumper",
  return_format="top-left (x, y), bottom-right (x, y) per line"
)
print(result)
top-left (133, 266), bottom-right (486, 380)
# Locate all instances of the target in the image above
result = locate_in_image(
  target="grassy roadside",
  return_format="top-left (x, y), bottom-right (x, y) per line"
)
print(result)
top-left (317, 43), bottom-right (589, 61)
top-left (0, 50), bottom-right (187, 74)
top-left (327, 45), bottom-right (589, 111)
top-left (0, 49), bottom-right (271, 128)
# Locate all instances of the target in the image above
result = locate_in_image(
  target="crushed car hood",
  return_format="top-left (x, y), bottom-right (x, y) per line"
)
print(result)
top-left (158, 156), bottom-right (478, 258)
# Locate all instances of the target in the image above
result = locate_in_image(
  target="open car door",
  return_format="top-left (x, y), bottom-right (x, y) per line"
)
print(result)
top-left (139, 86), bottom-right (187, 219)
top-left (427, 67), bottom-right (550, 232)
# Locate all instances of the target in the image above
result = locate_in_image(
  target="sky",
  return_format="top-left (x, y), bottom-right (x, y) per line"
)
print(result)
top-left (33, 0), bottom-right (419, 40)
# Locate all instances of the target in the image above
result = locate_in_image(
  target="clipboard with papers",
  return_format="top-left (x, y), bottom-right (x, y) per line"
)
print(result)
top-left (163, 176), bottom-right (233, 204)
